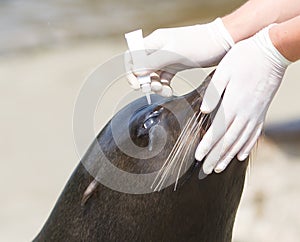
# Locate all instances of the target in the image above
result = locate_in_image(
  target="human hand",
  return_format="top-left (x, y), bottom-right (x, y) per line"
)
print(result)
top-left (195, 24), bottom-right (291, 175)
top-left (125, 18), bottom-right (234, 97)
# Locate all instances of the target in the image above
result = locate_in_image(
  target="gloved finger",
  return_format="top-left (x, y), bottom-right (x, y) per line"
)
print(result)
top-left (155, 85), bottom-right (173, 97)
top-left (125, 47), bottom-right (156, 77)
top-left (195, 106), bottom-right (235, 163)
top-left (124, 50), bottom-right (140, 89)
top-left (146, 48), bottom-right (198, 74)
top-left (201, 137), bottom-right (225, 175)
top-left (125, 47), bottom-right (171, 77)
top-left (161, 63), bottom-right (191, 74)
top-left (150, 72), bottom-right (163, 92)
top-left (124, 50), bottom-right (133, 66)
top-left (159, 71), bottom-right (175, 83)
top-left (214, 120), bottom-right (257, 173)
top-left (145, 48), bottom-right (177, 72)
top-left (125, 51), bottom-right (164, 91)
top-left (126, 72), bottom-right (140, 90)
top-left (237, 122), bottom-right (263, 161)
top-left (151, 71), bottom-right (174, 97)
top-left (200, 67), bottom-right (230, 114)
top-left (201, 116), bottom-right (247, 174)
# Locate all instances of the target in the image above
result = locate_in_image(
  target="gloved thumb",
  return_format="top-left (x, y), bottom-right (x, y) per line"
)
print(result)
top-left (145, 47), bottom-right (199, 75)
top-left (124, 50), bottom-right (140, 89)
top-left (143, 29), bottom-right (165, 54)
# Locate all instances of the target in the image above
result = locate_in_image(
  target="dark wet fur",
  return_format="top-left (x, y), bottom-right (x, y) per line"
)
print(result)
top-left (34, 72), bottom-right (248, 242)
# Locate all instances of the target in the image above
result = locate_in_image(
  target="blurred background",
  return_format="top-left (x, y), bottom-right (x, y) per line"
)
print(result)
top-left (1, 0), bottom-right (300, 241)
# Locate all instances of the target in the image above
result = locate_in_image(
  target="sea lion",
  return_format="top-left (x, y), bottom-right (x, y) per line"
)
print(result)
top-left (34, 72), bottom-right (248, 242)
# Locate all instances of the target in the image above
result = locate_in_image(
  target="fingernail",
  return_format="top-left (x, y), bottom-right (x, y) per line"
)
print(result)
top-left (158, 85), bottom-right (173, 97)
top-left (215, 163), bottom-right (225, 173)
top-left (150, 72), bottom-right (160, 79)
top-left (150, 81), bottom-right (162, 92)
top-left (200, 103), bottom-right (210, 113)
top-left (203, 167), bottom-right (212, 175)
top-left (195, 143), bottom-right (207, 161)
top-left (238, 153), bottom-right (248, 161)
top-left (198, 167), bottom-right (208, 180)
top-left (160, 79), bottom-right (170, 85)
top-left (202, 161), bottom-right (215, 175)
top-left (195, 151), bottom-right (204, 162)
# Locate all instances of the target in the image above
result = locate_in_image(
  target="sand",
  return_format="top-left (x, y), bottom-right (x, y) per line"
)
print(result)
top-left (1, 38), bottom-right (300, 242)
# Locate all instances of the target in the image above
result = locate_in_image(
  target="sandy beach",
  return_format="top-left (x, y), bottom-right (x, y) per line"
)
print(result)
top-left (1, 0), bottom-right (300, 241)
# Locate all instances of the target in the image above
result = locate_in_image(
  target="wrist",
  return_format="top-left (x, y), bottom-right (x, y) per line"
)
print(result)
top-left (221, 15), bottom-right (242, 43)
top-left (209, 18), bottom-right (235, 51)
top-left (254, 25), bottom-right (291, 68)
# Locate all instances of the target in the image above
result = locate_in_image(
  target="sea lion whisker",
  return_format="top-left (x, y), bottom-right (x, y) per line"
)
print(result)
top-left (174, 113), bottom-right (205, 190)
top-left (156, 114), bottom-right (195, 172)
top-left (174, 151), bottom-right (187, 191)
top-left (156, 111), bottom-right (210, 191)
top-left (182, 121), bottom-right (202, 173)
top-left (153, 135), bottom-right (190, 190)
top-left (159, 119), bottom-right (199, 190)
top-left (151, 113), bottom-right (197, 190)
top-left (154, 112), bottom-right (199, 191)
top-left (154, 111), bottom-right (205, 191)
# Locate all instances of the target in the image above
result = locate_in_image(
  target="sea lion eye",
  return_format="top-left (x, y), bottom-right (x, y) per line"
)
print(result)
top-left (143, 117), bottom-right (156, 129)
top-left (143, 107), bottom-right (164, 129)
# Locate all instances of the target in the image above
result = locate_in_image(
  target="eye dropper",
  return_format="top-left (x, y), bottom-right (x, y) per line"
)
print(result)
top-left (125, 29), bottom-right (152, 104)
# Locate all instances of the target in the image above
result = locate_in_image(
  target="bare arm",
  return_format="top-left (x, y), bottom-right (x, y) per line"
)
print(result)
top-left (222, 0), bottom-right (300, 42)
top-left (270, 15), bottom-right (300, 62)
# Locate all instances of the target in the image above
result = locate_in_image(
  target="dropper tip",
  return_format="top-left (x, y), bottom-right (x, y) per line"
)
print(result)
top-left (146, 93), bottom-right (152, 105)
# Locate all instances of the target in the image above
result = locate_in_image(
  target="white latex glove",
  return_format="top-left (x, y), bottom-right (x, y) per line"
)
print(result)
top-left (195, 24), bottom-right (291, 175)
top-left (125, 18), bottom-right (234, 97)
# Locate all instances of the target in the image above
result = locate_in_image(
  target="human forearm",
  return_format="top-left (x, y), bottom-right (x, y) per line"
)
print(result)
top-left (270, 15), bottom-right (300, 62)
top-left (222, 0), bottom-right (300, 42)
